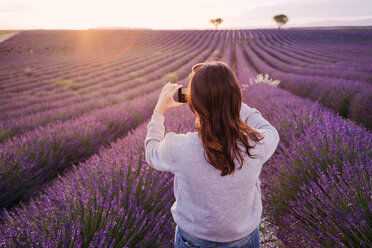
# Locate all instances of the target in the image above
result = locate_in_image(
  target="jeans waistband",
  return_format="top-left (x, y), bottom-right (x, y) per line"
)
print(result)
top-left (177, 226), bottom-right (259, 247)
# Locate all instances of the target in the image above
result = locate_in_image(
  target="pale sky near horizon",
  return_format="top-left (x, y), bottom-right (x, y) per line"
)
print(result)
top-left (1, 0), bottom-right (372, 30)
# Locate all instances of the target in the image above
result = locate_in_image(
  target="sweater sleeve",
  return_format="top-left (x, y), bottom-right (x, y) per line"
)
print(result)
top-left (240, 102), bottom-right (280, 161)
top-left (144, 113), bottom-right (176, 172)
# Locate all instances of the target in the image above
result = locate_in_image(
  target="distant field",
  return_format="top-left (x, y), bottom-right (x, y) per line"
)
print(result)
top-left (0, 30), bottom-right (18, 35)
top-left (0, 30), bottom-right (19, 43)
top-left (0, 29), bottom-right (371, 247)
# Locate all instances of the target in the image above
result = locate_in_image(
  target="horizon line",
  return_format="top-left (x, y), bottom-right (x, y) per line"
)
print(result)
top-left (1, 24), bottom-right (372, 31)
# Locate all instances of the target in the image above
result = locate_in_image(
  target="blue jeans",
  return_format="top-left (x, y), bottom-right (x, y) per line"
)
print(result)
top-left (174, 225), bottom-right (260, 248)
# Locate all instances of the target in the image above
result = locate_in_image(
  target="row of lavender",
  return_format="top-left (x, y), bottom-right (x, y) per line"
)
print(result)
top-left (1, 29), bottom-right (370, 248)
top-left (0, 30), bottom-right (227, 210)
top-left (0, 105), bottom-right (196, 247)
top-left (254, 29), bottom-right (372, 75)
top-left (1, 46), bottom-right (370, 247)
top-left (0, 30), bottom-right (154, 89)
top-left (243, 83), bottom-right (371, 248)
top-left (3, 28), bottom-right (368, 144)
top-left (0, 31), bottom-right (217, 114)
top-left (243, 29), bottom-right (372, 129)
top-left (0, 31), bottom-right (219, 142)
top-left (0, 31), bottom-right (203, 131)
top-left (0, 31), bottom-right (198, 98)
top-left (0, 30), bottom-right (171, 83)
top-left (0, 31), bottom-right (196, 107)
top-left (235, 30), bottom-right (371, 247)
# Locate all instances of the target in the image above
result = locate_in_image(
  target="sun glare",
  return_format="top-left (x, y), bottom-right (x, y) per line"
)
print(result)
top-left (1, 0), bottom-right (225, 30)
top-left (1, 0), bottom-right (371, 29)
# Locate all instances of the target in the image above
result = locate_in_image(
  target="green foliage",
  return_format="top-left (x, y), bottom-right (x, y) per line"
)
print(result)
top-left (0, 30), bottom-right (18, 35)
top-left (129, 72), bottom-right (148, 84)
top-left (129, 72), bottom-right (141, 78)
top-left (110, 98), bottom-right (120, 105)
top-left (135, 77), bottom-right (148, 84)
top-left (35, 92), bottom-right (49, 97)
top-left (162, 72), bottom-right (179, 83)
top-left (273, 14), bottom-right (289, 29)
top-left (53, 78), bottom-right (78, 90)
top-left (0, 128), bottom-right (15, 143)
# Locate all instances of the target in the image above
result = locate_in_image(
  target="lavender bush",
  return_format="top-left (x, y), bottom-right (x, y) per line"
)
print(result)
top-left (0, 104), bottom-right (196, 247)
top-left (233, 30), bottom-right (371, 246)
top-left (241, 83), bottom-right (372, 248)
top-left (0, 92), bottom-right (157, 210)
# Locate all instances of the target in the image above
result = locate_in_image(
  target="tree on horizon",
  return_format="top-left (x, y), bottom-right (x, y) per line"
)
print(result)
top-left (273, 14), bottom-right (289, 29)
top-left (209, 18), bottom-right (223, 30)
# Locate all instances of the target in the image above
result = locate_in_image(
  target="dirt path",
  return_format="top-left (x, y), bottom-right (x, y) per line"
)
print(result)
top-left (0, 31), bottom-right (20, 43)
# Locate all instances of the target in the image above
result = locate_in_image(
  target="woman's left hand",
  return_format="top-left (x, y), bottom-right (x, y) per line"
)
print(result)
top-left (153, 82), bottom-right (186, 115)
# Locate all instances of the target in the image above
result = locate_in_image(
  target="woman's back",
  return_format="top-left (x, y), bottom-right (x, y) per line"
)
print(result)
top-left (145, 103), bottom-right (279, 242)
top-left (171, 131), bottom-right (264, 242)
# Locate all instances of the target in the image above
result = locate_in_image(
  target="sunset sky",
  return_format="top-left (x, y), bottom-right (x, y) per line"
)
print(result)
top-left (1, 0), bottom-right (372, 30)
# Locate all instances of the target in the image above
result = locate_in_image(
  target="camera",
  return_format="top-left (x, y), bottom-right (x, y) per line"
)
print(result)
top-left (177, 87), bottom-right (187, 103)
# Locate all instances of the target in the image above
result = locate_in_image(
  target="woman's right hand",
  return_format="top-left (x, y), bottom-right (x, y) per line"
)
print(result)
top-left (153, 82), bottom-right (186, 115)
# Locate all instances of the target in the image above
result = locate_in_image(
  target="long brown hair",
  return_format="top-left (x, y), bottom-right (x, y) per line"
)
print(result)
top-left (187, 61), bottom-right (264, 176)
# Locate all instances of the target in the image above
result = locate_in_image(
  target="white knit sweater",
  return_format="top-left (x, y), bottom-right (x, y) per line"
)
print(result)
top-left (144, 103), bottom-right (280, 242)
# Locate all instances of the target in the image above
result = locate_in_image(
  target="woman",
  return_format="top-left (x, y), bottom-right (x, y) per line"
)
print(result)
top-left (145, 61), bottom-right (280, 248)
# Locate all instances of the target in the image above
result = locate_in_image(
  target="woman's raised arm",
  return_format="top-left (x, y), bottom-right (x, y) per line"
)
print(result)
top-left (240, 102), bottom-right (280, 161)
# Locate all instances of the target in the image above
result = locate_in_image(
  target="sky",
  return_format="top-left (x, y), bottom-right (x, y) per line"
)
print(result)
top-left (1, 0), bottom-right (372, 30)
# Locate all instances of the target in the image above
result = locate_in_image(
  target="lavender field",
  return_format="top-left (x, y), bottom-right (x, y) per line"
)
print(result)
top-left (0, 28), bottom-right (371, 247)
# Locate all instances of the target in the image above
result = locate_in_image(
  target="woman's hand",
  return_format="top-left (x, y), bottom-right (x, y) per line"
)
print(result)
top-left (153, 82), bottom-right (186, 115)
